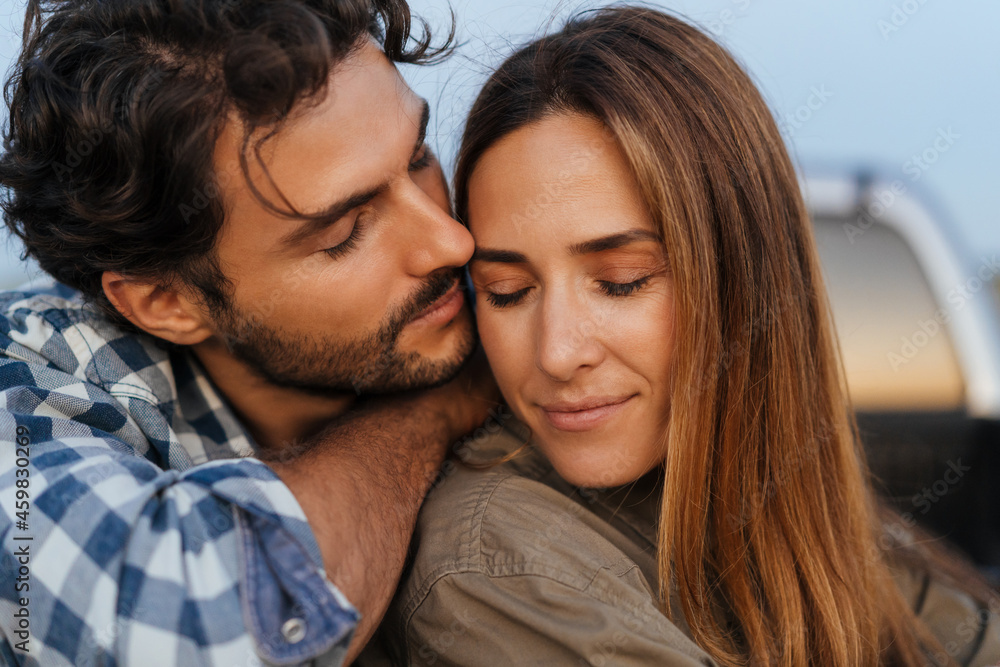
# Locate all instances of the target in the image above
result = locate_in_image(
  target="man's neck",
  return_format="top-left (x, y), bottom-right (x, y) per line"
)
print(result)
top-left (191, 339), bottom-right (356, 453)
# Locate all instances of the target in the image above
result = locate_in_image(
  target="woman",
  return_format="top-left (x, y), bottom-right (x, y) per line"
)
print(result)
top-left (364, 7), bottom-right (1000, 666)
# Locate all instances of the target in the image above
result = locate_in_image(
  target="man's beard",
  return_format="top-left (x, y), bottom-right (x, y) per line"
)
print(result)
top-left (212, 269), bottom-right (477, 396)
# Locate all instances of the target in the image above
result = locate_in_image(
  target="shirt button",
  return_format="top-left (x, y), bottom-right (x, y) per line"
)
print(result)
top-left (281, 618), bottom-right (307, 644)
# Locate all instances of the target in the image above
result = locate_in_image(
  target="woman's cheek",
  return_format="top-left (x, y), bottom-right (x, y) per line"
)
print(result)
top-left (476, 307), bottom-right (518, 376)
top-left (600, 291), bottom-right (673, 356)
top-left (477, 306), bottom-right (535, 411)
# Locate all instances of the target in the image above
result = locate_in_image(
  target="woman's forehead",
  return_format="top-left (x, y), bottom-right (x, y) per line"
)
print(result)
top-left (466, 113), bottom-right (653, 238)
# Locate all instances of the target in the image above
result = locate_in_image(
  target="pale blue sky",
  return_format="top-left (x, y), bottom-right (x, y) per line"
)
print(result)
top-left (0, 0), bottom-right (996, 266)
top-left (401, 0), bottom-right (1000, 259)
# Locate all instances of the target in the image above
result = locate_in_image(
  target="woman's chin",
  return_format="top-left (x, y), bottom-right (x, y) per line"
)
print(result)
top-left (539, 442), bottom-right (663, 489)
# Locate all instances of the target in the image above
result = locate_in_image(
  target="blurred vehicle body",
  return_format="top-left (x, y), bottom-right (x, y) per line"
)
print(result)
top-left (806, 169), bottom-right (1000, 571)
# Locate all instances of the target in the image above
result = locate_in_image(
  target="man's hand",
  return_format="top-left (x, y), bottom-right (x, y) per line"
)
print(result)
top-left (266, 348), bottom-right (499, 663)
top-left (415, 344), bottom-right (500, 441)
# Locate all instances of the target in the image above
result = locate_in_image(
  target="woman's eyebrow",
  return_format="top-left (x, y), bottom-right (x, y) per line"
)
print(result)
top-left (471, 248), bottom-right (528, 263)
top-left (471, 229), bottom-right (660, 263)
top-left (569, 229), bottom-right (660, 255)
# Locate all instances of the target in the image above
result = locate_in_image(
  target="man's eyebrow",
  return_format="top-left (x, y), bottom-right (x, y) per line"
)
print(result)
top-left (410, 99), bottom-right (430, 162)
top-left (569, 229), bottom-right (660, 255)
top-left (279, 99), bottom-right (430, 250)
top-left (471, 248), bottom-right (528, 263)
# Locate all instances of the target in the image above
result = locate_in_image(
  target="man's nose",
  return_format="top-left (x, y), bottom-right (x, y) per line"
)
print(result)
top-left (398, 183), bottom-right (474, 276)
top-left (534, 291), bottom-right (606, 382)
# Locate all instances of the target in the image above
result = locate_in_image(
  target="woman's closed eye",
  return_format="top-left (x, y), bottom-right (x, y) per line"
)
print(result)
top-left (598, 275), bottom-right (652, 297)
top-left (485, 286), bottom-right (531, 308)
top-left (481, 274), bottom-right (656, 309)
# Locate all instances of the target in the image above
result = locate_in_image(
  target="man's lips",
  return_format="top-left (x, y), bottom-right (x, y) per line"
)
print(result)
top-left (408, 280), bottom-right (465, 328)
top-left (539, 395), bottom-right (636, 432)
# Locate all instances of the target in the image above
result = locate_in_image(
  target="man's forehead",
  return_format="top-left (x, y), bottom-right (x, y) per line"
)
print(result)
top-left (212, 40), bottom-right (424, 219)
top-left (221, 42), bottom-right (418, 154)
top-left (312, 38), bottom-right (421, 128)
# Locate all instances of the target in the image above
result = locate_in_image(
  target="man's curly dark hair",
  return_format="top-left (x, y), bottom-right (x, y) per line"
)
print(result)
top-left (0, 0), bottom-right (451, 328)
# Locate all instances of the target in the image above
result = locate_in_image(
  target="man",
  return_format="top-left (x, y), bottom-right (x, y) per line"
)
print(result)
top-left (0, 0), bottom-right (493, 664)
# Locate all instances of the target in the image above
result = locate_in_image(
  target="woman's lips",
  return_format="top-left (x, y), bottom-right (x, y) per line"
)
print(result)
top-left (408, 281), bottom-right (465, 328)
top-left (540, 395), bottom-right (636, 432)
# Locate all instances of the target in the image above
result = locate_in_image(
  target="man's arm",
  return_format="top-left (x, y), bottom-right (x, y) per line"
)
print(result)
top-left (0, 329), bottom-right (492, 667)
top-left (268, 355), bottom-right (496, 663)
top-left (0, 381), bottom-right (490, 666)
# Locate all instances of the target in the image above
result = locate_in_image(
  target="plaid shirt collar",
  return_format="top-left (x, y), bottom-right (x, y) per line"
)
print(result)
top-left (0, 280), bottom-right (257, 468)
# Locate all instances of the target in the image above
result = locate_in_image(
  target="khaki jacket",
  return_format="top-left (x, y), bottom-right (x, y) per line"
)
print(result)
top-left (360, 421), bottom-right (1000, 666)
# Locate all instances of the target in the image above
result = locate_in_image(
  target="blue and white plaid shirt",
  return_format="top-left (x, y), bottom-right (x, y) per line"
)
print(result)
top-left (0, 282), bottom-right (358, 666)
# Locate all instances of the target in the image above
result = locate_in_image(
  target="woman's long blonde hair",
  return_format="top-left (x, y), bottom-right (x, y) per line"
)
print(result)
top-left (455, 7), bottom-right (948, 665)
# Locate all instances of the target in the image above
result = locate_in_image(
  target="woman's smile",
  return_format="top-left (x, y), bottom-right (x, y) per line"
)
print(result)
top-left (538, 394), bottom-right (637, 432)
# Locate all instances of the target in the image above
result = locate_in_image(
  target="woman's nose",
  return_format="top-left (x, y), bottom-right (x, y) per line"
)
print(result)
top-left (534, 292), bottom-right (606, 382)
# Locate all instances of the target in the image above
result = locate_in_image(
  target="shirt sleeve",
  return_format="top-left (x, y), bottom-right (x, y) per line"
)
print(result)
top-left (894, 563), bottom-right (1000, 667)
top-left (0, 361), bottom-right (358, 666)
top-left (396, 568), bottom-right (716, 667)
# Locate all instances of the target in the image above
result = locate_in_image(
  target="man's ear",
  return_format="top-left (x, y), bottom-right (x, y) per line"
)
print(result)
top-left (102, 272), bottom-right (215, 345)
